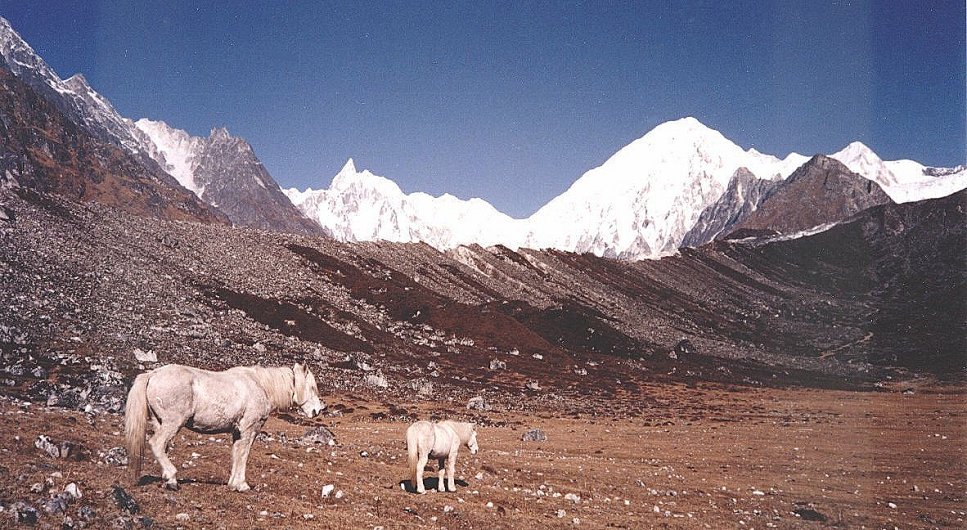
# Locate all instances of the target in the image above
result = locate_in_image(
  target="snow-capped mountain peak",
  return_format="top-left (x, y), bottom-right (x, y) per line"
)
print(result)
top-left (523, 117), bottom-right (806, 258)
top-left (831, 141), bottom-right (967, 203)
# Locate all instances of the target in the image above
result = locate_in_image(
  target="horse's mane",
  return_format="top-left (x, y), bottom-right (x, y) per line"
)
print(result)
top-left (247, 366), bottom-right (295, 410)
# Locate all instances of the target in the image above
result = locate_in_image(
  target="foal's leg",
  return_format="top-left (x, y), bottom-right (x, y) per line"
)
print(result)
top-left (148, 418), bottom-right (182, 490)
top-left (437, 458), bottom-right (447, 492)
top-left (415, 451), bottom-right (429, 494)
top-left (446, 450), bottom-right (458, 492)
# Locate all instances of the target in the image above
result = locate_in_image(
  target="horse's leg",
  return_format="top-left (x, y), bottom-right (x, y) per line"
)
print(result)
top-left (415, 451), bottom-right (429, 494)
top-left (148, 418), bottom-right (181, 490)
top-left (446, 450), bottom-right (458, 492)
top-left (228, 420), bottom-right (263, 492)
top-left (437, 458), bottom-right (446, 492)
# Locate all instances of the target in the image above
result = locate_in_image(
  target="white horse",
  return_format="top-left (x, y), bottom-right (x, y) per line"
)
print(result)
top-left (124, 363), bottom-right (324, 492)
top-left (406, 420), bottom-right (478, 494)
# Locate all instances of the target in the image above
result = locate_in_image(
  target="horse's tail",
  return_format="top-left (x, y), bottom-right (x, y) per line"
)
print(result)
top-left (124, 372), bottom-right (150, 483)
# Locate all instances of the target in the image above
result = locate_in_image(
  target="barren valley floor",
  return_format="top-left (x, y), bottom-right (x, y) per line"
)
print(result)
top-left (1, 381), bottom-right (964, 529)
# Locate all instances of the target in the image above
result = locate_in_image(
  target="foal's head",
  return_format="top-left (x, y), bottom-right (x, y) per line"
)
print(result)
top-left (466, 424), bottom-right (479, 455)
top-left (293, 363), bottom-right (325, 417)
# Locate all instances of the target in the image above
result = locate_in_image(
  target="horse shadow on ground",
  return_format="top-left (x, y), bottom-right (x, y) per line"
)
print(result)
top-left (398, 478), bottom-right (469, 493)
top-left (137, 476), bottom-right (226, 488)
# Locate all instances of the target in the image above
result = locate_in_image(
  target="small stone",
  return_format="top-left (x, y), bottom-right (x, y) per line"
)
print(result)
top-left (443, 505), bottom-right (455, 514)
top-left (525, 381), bottom-right (541, 391)
top-left (334, 490), bottom-right (344, 499)
top-left (301, 425), bottom-right (337, 446)
top-left (557, 509), bottom-right (567, 518)
top-left (467, 396), bottom-right (489, 411)
top-left (565, 493), bottom-right (581, 503)
top-left (113, 485), bottom-right (139, 514)
top-left (521, 429), bottom-right (547, 442)
top-left (132, 348), bottom-right (157, 363)
top-left (65, 482), bottom-right (82, 499)
top-left (11, 502), bottom-right (38, 524)
top-left (175, 513), bottom-right (191, 522)
top-left (102, 446), bottom-right (129, 466)
top-left (888, 502), bottom-right (897, 509)
top-left (321, 484), bottom-right (335, 497)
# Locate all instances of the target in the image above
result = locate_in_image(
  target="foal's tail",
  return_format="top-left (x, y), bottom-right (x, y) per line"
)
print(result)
top-left (405, 430), bottom-right (418, 485)
top-left (124, 373), bottom-right (150, 483)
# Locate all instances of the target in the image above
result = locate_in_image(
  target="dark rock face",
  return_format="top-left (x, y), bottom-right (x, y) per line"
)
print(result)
top-left (683, 168), bottom-right (782, 248)
top-left (0, 65), bottom-right (227, 224)
top-left (189, 128), bottom-right (323, 234)
top-left (729, 155), bottom-right (892, 236)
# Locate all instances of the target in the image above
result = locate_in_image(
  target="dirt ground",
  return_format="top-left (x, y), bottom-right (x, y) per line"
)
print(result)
top-left (1, 381), bottom-right (964, 529)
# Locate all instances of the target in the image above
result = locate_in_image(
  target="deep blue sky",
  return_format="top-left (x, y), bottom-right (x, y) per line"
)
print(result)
top-left (3, 1), bottom-right (964, 217)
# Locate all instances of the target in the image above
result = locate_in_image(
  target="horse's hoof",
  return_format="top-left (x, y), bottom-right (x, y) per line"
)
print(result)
top-left (164, 480), bottom-right (179, 491)
top-left (416, 489), bottom-right (426, 495)
top-left (233, 483), bottom-right (251, 492)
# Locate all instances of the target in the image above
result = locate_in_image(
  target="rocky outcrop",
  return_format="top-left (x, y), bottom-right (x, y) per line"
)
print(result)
top-left (729, 155), bottom-right (892, 237)
top-left (136, 120), bottom-right (323, 234)
top-left (682, 167), bottom-right (782, 247)
top-left (0, 65), bottom-right (226, 224)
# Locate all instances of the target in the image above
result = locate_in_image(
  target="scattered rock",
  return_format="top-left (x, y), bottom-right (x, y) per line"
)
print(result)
top-left (793, 507), bottom-right (827, 521)
top-left (43, 493), bottom-right (71, 514)
top-left (467, 396), bottom-right (490, 411)
top-left (102, 446), bottom-right (128, 466)
top-left (521, 429), bottom-right (547, 442)
top-left (407, 378), bottom-right (434, 398)
top-left (301, 425), bottom-right (337, 446)
top-left (77, 505), bottom-right (96, 521)
top-left (175, 513), bottom-right (191, 522)
top-left (321, 484), bottom-right (335, 497)
top-left (557, 509), bottom-right (567, 518)
top-left (64, 482), bottom-right (82, 499)
top-left (10, 501), bottom-right (38, 525)
top-left (674, 338), bottom-right (697, 356)
top-left (112, 485), bottom-right (139, 514)
top-left (132, 348), bottom-right (157, 363)
top-left (34, 435), bottom-right (89, 460)
top-left (525, 381), bottom-right (541, 391)
top-left (489, 358), bottom-right (506, 371)
top-left (443, 505), bottom-right (455, 514)
top-left (564, 493), bottom-right (581, 503)
top-left (363, 372), bottom-right (388, 389)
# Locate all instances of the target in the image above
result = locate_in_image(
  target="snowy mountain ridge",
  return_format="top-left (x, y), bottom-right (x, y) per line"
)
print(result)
top-left (289, 117), bottom-right (966, 260)
top-left (285, 159), bottom-right (525, 249)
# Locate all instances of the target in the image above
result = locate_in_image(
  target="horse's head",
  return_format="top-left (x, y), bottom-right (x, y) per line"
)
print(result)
top-left (466, 424), bottom-right (479, 455)
top-left (293, 363), bottom-right (325, 417)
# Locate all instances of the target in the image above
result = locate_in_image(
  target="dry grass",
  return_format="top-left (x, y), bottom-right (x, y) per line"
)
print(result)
top-left (1, 382), bottom-right (964, 529)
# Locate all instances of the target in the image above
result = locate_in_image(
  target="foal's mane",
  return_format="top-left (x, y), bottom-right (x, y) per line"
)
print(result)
top-left (247, 366), bottom-right (296, 410)
top-left (445, 421), bottom-right (475, 444)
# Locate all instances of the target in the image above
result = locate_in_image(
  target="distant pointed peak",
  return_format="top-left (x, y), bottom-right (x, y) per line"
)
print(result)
top-left (832, 141), bottom-right (882, 163)
top-left (209, 126), bottom-right (232, 141)
top-left (340, 158), bottom-right (357, 175)
top-left (642, 116), bottom-right (725, 143)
